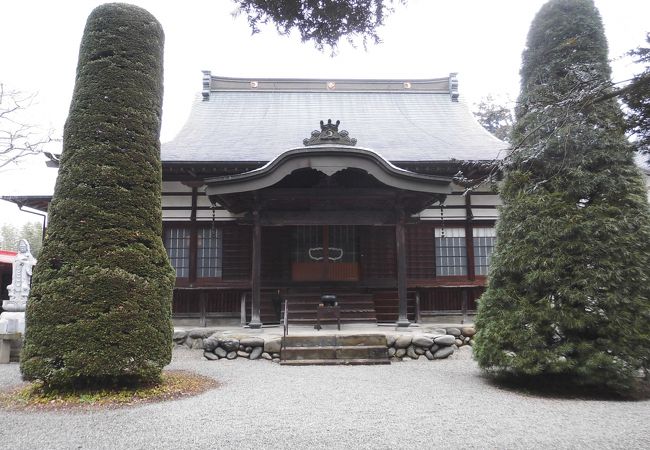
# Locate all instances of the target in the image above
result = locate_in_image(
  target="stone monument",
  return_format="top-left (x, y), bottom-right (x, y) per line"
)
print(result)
top-left (0, 239), bottom-right (37, 334)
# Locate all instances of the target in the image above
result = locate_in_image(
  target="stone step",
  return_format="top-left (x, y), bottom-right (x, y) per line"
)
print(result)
top-left (284, 335), bottom-right (337, 347)
top-left (281, 334), bottom-right (389, 365)
top-left (282, 345), bottom-right (388, 361)
top-left (280, 358), bottom-right (391, 366)
top-left (337, 334), bottom-right (387, 346)
top-left (283, 334), bottom-right (387, 348)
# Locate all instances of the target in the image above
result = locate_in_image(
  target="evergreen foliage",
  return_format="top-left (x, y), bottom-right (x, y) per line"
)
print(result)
top-left (621, 33), bottom-right (650, 158)
top-left (474, 0), bottom-right (650, 392)
top-left (473, 95), bottom-right (514, 142)
top-left (234, 0), bottom-right (402, 52)
top-left (21, 3), bottom-right (175, 387)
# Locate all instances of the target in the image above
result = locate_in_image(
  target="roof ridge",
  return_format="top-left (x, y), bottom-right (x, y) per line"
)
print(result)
top-left (201, 71), bottom-right (457, 100)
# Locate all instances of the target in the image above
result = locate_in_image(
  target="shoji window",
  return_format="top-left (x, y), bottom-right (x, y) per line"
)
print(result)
top-left (473, 227), bottom-right (496, 276)
top-left (164, 227), bottom-right (190, 278)
top-left (435, 227), bottom-right (467, 276)
top-left (197, 227), bottom-right (222, 278)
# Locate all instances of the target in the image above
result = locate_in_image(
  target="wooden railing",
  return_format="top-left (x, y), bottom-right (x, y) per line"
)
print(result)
top-left (283, 299), bottom-right (289, 338)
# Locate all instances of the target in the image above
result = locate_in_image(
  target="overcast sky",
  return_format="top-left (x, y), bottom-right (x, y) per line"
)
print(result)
top-left (1, 0), bottom-right (648, 229)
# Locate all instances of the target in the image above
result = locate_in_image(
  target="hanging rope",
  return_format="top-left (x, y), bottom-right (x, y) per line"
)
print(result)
top-left (439, 202), bottom-right (446, 238)
top-left (211, 203), bottom-right (217, 238)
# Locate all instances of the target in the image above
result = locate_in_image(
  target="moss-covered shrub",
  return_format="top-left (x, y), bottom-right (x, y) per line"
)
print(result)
top-left (21, 3), bottom-right (175, 388)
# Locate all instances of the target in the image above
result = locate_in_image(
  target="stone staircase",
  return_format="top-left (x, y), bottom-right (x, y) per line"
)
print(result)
top-left (280, 334), bottom-right (390, 365)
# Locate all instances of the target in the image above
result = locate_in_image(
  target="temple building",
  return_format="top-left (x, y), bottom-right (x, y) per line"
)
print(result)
top-left (159, 73), bottom-right (506, 327)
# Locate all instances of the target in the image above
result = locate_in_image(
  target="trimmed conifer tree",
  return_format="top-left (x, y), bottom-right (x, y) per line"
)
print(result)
top-left (21, 4), bottom-right (175, 387)
top-left (474, 0), bottom-right (650, 391)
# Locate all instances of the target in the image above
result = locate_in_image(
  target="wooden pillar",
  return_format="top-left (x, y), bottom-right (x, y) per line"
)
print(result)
top-left (240, 292), bottom-right (247, 327)
top-left (249, 210), bottom-right (262, 329)
top-left (465, 193), bottom-right (475, 281)
top-left (188, 187), bottom-right (198, 286)
top-left (199, 290), bottom-right (207, 328)
top-left (395, 209), bottom-right (410, 327)
top-left (461, 289), bottom-right (469, 325)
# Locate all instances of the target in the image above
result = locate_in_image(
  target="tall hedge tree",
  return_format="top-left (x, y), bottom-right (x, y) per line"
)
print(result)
top-left (21, 3), bottom-right (175, 387)
top-left (474, 0), bottom-right (650, 392)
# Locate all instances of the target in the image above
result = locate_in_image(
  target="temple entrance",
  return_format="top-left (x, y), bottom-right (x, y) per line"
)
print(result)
top-left (292, 225), bottom-right (360, 281)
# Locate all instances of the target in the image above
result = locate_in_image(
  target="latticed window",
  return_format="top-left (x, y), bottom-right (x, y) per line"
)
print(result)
top-left (197, 227), bottom-right (222, 278)
top-left (473, 227), bottom-right (496, 276)
top-left (164, 227), bottom-right (190, 278)
top-left (435, 227), bottom-right (467, 276)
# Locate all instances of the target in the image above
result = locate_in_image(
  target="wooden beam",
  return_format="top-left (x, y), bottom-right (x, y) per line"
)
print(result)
top-left (259, 210), bottom-right (397, 226)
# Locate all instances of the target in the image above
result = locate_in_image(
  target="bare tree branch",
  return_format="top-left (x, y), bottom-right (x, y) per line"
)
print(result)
top-left (0, 83), bottom-right (58, 169)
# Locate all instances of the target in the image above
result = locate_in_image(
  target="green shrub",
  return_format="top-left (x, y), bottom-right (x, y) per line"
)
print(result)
top-left (474, 0), bottom-right (650, 392)
top-left (21, 3), bottom-right (175, 388)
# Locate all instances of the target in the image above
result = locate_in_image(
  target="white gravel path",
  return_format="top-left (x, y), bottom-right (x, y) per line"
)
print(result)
top-left (1, 347), bottom-right (648, 450)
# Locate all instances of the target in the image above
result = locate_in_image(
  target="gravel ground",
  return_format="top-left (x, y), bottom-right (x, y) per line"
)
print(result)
top-left (1, 347), bottom-right (649, 450)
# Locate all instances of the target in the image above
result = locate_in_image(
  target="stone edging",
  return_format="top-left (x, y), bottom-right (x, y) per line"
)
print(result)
top-left (173, 326), bottom-right (476, 363)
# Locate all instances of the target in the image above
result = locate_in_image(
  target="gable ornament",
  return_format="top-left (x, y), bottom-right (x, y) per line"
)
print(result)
top-left (303, 119), bottom-right (357, 147)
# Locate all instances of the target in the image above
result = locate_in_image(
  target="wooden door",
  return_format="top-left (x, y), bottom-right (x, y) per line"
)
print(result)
top-left (291, 225), bottom-right (360, 281)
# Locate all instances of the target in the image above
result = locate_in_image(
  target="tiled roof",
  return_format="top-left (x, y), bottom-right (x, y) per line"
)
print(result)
top-left (161, 74), bottom-right (507, 164)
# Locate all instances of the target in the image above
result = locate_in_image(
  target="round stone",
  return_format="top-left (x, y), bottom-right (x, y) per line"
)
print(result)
top-left (414, 347), bottom-right (426, 355)
top-left (189, 328), bottom-right (219, 339)
top-left (203, 351), bottom-right (219, 360)
top-left (446, 327), bottom-right (462, 337)
top-left (433, 346), bottom-right (454, 359)
top-left (237, 350), bottom-right (250, 358)
top-left (240, 337), bottom-right (265, 347)
top-left (226, 351), bottom-right (238, 359)
top-left (386, 335), bottom-right (397, 347)
top-left (245, 346), bottom-right (253, 353)
top-left (261, 352), bottom-right (273, 360)
top-left (172, 330), bottom-right (188, 343)
top-left (264, 338), bottom-right (282, 353)
top-left (461, 327), bottom-right (476, 337)
top-left (203, 337), bottom-right (219, 352)
top-left (250, 347), bottom-right (263, 360)
top-left (434, 335), bottom-right (456, 346)
top-left (455, 339), bottom-right (464, 347)
top-left (387, 347), bottom-right (396, 357)
top-left (220, 338), bottom-right (240, 352)
top-left (406, 346), bottom-right (419, 359)
top-left (395, 348), bottom-right (407, 358)
top-left (425, 350), bottom-right (434, 360)
top-left (214, 347), bottom-right (228, 358)
top-left (412, 336), bottom-right (434, 347)
top-left (395, 335), bottom-right (412, 349)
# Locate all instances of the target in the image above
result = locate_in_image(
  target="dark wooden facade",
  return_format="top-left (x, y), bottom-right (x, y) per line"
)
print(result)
top-left (164, 170), bottom-right (496, 326)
